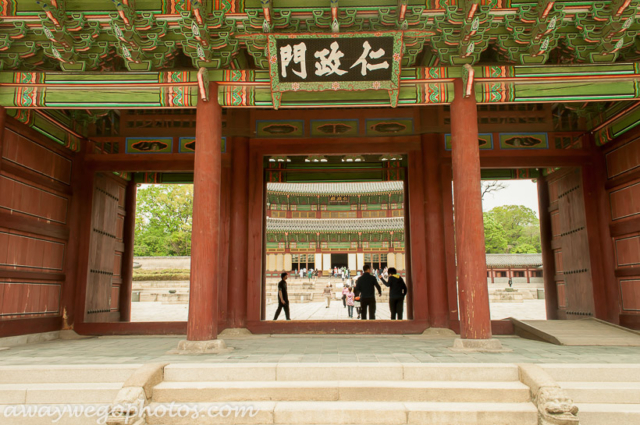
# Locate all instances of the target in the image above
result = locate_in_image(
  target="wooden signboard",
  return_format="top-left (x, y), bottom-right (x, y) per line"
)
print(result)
top-left (267, 32), bottom-right (403, 108)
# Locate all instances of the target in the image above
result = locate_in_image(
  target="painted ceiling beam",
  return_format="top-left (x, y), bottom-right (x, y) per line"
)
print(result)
top-left (2, 1), bottom-right (640, 71)
top-left (2, 62), bottom-right (640, 109)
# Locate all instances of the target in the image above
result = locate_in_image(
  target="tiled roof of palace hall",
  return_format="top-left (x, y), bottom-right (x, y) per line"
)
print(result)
top-left (267, 182), bottom-right (403, 195)
top-left (486, 254), bottom-right (542, 268)
top-left (266, 217), bottom-right (405, 233)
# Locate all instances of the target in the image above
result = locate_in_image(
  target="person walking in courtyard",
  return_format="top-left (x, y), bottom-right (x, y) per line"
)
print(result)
top-left (379, 267), bottom-right (408, 320)
top-left (346, 287), bottom-right (355, 318)
top-left (354, 295), bottom-right (361, 319)
top-left (273, 272), bottom-right (291, 320)
top-left (324, 283), bottom-right (332, 308)
top-left (342, 285), bottom-right (349, 308)
top-left (354, 265), bottom-right (381, 320)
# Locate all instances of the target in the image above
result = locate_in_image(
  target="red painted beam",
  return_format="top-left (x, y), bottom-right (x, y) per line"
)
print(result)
top-left (247, 319), bottom-right (429, 334)
top-left (0, 317), bottom-right (62, 338)
top-left (85, 154), bottom-right (195, 172)
top-left (1, 160), bottom-right (72, 196)
top-left (74, 321), bottom-right (187, 336)
top-left (620, 314), bottom-right (640, 330)
top-left (0, 270), bottom-right (65, 281)
top-left (610, 216), bottom-right (640, 237)
top-left (0, 211), bottom-right (69, 241)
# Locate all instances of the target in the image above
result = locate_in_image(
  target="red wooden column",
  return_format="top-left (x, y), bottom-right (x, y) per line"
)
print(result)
top-left (537, 172), bottom-right (558, 320)
top-left (119, 179), bottom-right (137, 322)
top-left (590, 146), bottom-right (620, 323)
top-left (450, 78), bottom-right (493, 342)
top-left (228, 137), bottom-right (250, 328)
top-left (406, 150), bottom-right (429, 323)
top-left (186, 82), bottom-right (223, 343)
top-left (441, 164), bottom-right (459, 323)
top-left (422, 133), bottom-right (449, 328)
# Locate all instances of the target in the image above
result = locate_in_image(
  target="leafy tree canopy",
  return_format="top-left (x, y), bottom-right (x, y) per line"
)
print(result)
top-left (134, 185), bottom-right (193, 256)
top-left (483, 205), bottom-right (541, 254)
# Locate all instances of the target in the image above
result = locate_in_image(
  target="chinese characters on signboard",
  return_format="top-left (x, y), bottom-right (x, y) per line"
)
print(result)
top-left (329, 196), bottom-right (350, 205)
top-left (276, 37), bottom-right (395, 83)
top-left (267, 32), bottom-right (403, 109)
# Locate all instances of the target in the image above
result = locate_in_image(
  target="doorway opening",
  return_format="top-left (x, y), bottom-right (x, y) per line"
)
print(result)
top-left (130, 183), bottom-right (193, 322)
top-left (481, 178), bottom-right (545, 321)
top-left (263, 154), bottom-right (408, 321)
top-left (331, 253), bottom-right (349, 269)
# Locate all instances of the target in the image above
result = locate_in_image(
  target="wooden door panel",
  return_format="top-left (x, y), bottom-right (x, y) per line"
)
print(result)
top-left (556, 169), bottom-right (595, 317)
top-left (84, 174), bottom-right (124, 323)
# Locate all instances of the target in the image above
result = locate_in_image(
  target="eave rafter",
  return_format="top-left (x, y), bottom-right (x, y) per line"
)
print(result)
top-left (2, 1), bottom-right (640, 72)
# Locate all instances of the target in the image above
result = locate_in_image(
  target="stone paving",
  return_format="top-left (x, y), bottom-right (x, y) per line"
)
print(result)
top-left (0, 331), bottom-right (638, 366)
top-left (131, 300), bottom-right (547, 322)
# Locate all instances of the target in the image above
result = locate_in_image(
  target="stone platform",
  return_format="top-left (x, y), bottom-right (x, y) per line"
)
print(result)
top-left (1, 332), bottom-right (639, 425)
top-left (512, 318), bottom-right (640, 346)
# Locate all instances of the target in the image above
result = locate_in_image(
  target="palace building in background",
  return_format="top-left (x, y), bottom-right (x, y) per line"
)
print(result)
top-left (1, 0), bottom-right (640, 347)
top-left (265, 181), bottom-right (406, 275)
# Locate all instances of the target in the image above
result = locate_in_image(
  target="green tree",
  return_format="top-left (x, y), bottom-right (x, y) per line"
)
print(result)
top-left (484, 205), bottom-right (541, 254)
top-left (483, 212), bottom-right (509, 253)
top-left (134, 185), bottom-right (193, 256)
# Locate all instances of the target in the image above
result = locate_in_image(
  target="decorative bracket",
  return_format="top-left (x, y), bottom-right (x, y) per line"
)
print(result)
top-left (197, 67), bottom-right (209, 102)
top-left (462, 64), bottom-right (475, 97)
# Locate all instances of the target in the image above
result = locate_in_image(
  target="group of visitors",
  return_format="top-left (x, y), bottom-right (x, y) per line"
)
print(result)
top-left (333, 266), bottom-right (350, 281)
top-left (294, 267), bottom-right (319, 282)
top-left (274, 265), bottom-right (408, 321)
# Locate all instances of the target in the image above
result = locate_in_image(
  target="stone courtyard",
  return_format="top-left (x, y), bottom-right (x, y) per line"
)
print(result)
top-left (131, 300), bottom-right (547, 322)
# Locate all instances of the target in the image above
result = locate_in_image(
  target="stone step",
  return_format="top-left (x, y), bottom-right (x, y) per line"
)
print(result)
top-left (561, 382), bottom-right (640, 404)
top-left (153, 381), bottom-right (530, 403)
top-left (575, 403), bottom-right (640, 425)
top-left (0, 404), bottom-right (113, 425)
top-left (404, 402), bottom-right (537, 425)
top-left (163, 363), bottom-right (520, 383)
top-left (0, 365), bottom-right (140, 384)
top-left (540, 364), bottom-right (640, 382)
top-left (0, 383), bottom-right (123, 404)
top-left (145, 401), bottom-right (537, 425)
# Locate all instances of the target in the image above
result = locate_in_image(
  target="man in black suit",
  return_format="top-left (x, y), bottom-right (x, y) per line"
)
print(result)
top-left (273, 272), bottom-right (291, 320)
top-left (354, 265), bottom-right (382, 320)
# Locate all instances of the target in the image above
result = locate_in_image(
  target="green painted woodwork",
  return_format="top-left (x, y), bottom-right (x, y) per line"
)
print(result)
top-left (1, 1), bottom-right (640, 74)
top-left (6, 109), bottom-right (83, 151)
top-left (3, 62), bottom-right (640, 111)
top-left (594, 103), bottom-right (640, 145)
top-left (2, 2), bottom-right (640, 135)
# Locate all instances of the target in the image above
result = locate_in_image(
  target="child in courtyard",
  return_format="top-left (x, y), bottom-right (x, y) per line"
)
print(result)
top-left (346, 287), bottom-right (355, 318)
top-left (354, 294), bottom-right (361, 319)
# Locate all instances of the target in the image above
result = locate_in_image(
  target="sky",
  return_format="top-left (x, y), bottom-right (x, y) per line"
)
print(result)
top-left (481, 180), bottom-right (539, 217)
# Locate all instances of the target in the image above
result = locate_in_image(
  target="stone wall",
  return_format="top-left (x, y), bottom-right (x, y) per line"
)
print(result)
top-left (135, 256), bottom-right (191, 270)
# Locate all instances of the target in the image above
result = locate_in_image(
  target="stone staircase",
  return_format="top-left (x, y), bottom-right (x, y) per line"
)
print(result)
top-left (0, 364), bottom-right (140, 424)
top-left (541, 364), bottom-right (640, 425)
top-left (6, 362), bottom-right (640, 424)
top-left (148, 363), bottom-right (537, 424)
